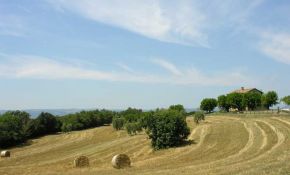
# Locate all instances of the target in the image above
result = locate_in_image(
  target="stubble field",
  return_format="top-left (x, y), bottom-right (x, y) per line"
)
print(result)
top-left (1, 115), bottom-right (290, 175)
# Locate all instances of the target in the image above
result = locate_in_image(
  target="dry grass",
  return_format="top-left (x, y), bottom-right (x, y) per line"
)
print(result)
top-left (1, 115), bottom-right (290, 175)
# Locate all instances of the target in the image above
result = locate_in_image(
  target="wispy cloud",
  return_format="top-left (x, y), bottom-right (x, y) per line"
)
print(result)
top-left (259, 32), bottom-right (290, 65)
top-left (0, 54), bottom-right (254, 86)
top-left (152, 58), bottom-right (182, 76)
top-left (47, 0), bottom-right (263, 47)
top-left (116, 63), bottom-right (134, 73)
top-left (47, 0), bottom-right (207, 47)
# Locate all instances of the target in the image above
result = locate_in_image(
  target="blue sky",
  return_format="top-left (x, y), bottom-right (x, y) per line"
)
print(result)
top-left (0, 0), bottom-right (290, 110)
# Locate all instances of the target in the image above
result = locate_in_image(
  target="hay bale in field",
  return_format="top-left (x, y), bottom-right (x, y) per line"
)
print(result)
top-left (0, 150), bottom-right (10, 158)
top-left (112, 154), bottom-right (131, 169)
top-left (73, 156), bottom-right (89, 168)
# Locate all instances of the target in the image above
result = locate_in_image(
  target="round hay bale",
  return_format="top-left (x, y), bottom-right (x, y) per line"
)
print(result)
top-left (112, 154), bottom-right (131, 169)
top-left (0, 150), bottom-right (10, 158)
top-left (73, 156), bottom-right (89, 168)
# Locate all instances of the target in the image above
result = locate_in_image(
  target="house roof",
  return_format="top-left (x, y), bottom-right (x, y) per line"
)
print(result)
top-left (230, 87), bottom-right (263, 94)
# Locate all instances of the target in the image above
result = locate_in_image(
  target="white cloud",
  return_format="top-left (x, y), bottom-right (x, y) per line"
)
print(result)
top-left (116, 63), bottom-right (134, 73)
top-left (0, 54), bottom-right (254, 87)
top-left (152, 58), bottom-right (182, 76)
top-left (259, 32), bottom-right (290, 65)
top-left (47, 0), bottom-right (264, 47)
top-left (48, 0), bottom-right (208, 47)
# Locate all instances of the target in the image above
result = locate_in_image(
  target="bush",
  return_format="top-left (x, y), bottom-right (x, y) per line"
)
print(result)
top-left (147, 110), bottom-right (190, 150)
top-left (194, 112), bottom-right (205, 124)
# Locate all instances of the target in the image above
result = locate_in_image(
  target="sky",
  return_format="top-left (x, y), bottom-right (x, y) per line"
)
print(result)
top-left (0, 0), bottom-right (290, 110)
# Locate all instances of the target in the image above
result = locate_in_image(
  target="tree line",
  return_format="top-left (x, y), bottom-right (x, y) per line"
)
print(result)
top-left (0, 110), bottom-right (114, 148)
top-left (0, 106), bottom-right (191, 150)
top-left (200, 91), bottom-right (282, 113)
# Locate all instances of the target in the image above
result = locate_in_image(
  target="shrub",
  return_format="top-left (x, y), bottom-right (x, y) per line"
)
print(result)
top-left (194, 112), bottom-right (205, 124)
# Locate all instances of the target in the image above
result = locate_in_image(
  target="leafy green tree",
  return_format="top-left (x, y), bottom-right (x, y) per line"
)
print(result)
top-left (217, 95), bottom-right (230, 112)
top-left (227, 93), bottom-right (244, 111)
top-left (169, 104), bottom-right (186, 115)
top-left (200, 98), bottom-right (217, 113)
top-left (0, 113), bottom-right (26, 148)
top-left (147, 110), bottom-right (190, 150)
top-left (262, 91), bottom-right (278, 109)
top-left (243, 92), bottom-right (262, 110)
top-left (194, 112), bottom-right (205, 124)
top-left (4, 110), bottom-right (30, 126)
top-left (281, 96), bottom-right (290, 105)
top-left (27, 112), bottom-right (58, 137)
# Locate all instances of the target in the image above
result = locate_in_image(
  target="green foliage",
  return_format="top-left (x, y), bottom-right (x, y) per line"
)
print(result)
top-left (169, 104), bottom-right (186, 114)
top-left (60, 110), bottom-right (114, 132)
top-left (217, 95), bottom-right (230, 112)
top-left (227, 93), bottom-right (244, 111)
top-left (120, 108), bottom-right (142, 121)
top-left (281, 96), bottom-right (290, 105)
top-left (262, 91), bottom-right (278, 109)
top-left (0, 113), bottom-right (26, 148)
top-left (0, 109), bottom-right (115, 148)
top-left (125, 122), bottom-right (142, 135)
top-left (4, 110), bottom-right (30, 127)
top-left (112, 117), bottom-right (125, 130)
top-left (243, 92), bottom-right (262, 110)
top-left (200, 98), bottom-right (217, 113)
top-left (194, 112), bottom-right (205, 124)
top-left (139, 111), bottom-right (155, 129)
top-left (26, 112), bottom-right (58, 138)
top-left (147, 110), bottom-right (190, 150)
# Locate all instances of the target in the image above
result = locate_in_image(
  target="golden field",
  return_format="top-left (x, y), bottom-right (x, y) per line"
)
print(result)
top-left (1, 115), bottom-right (290, 175)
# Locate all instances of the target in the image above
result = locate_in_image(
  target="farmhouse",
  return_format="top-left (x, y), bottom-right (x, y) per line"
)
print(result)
top-left (230, 87), bottom-right (263, 94)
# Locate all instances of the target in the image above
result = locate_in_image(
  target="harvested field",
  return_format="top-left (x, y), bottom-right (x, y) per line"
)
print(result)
top-left (1, 115), bottom-right (290, 175)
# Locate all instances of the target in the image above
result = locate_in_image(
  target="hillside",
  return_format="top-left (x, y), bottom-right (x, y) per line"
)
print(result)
top-left (1, 116), bottom-right (290, 175)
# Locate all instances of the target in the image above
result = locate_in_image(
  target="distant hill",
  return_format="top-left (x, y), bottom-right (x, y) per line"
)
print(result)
top-left (0, 109), bottom-right (85, 118)
top-left (0, 108), bottom-right (198, 118)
